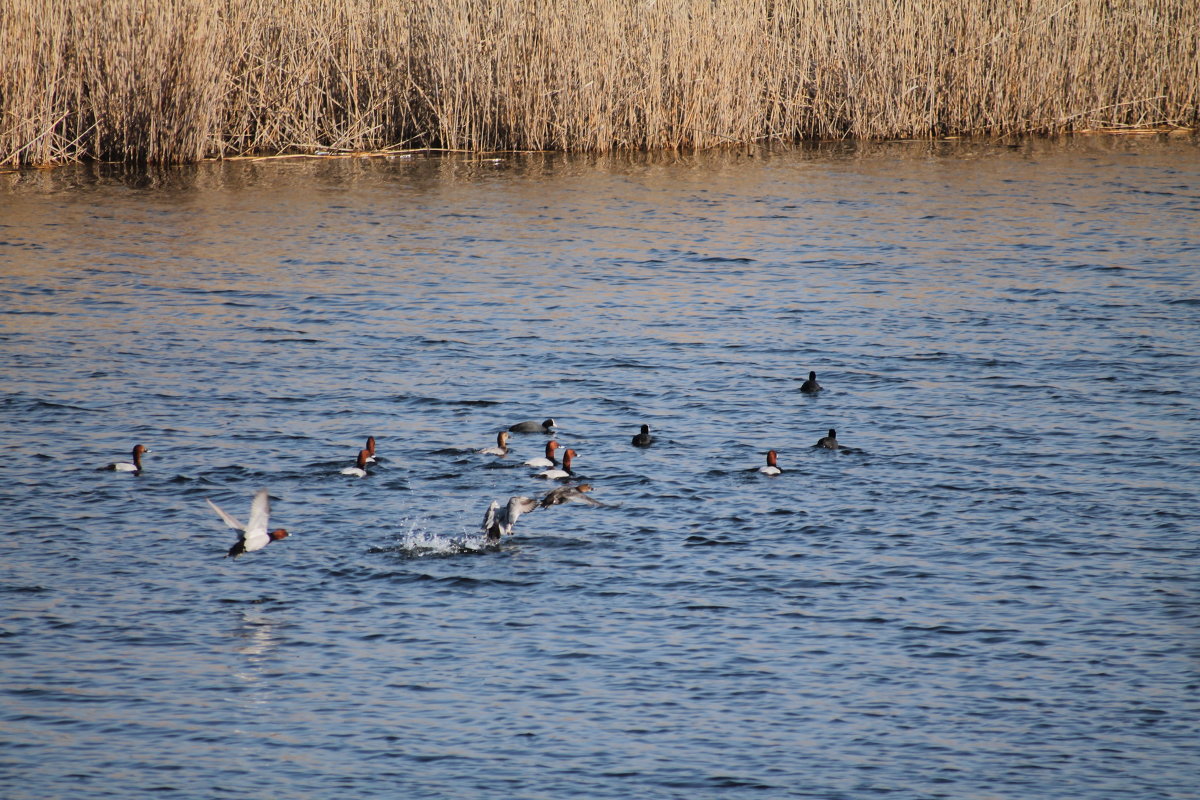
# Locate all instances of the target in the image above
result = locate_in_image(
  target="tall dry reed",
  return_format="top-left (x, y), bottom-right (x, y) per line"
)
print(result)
top-left (2, 0), bottom-right (1197, 165)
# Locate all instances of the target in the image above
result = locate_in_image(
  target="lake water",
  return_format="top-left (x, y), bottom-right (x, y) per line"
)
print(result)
top-left (1, 137), bottom-right (1198, 799)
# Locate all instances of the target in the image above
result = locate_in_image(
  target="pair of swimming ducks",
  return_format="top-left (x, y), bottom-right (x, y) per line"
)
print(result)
top-left (760, 429), bottom-right (841, 475)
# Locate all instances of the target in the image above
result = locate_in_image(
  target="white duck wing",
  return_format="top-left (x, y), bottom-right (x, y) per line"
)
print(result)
top-left (509, 496), bottom-right (537, 517)
top-left (246, 489), bottom-right (271, 535)
top-left (481, 500), bottom-right (500, 532)
top-left (206, 498), bottom-right (245, 531)
top-left (503, 496), bottom-right (538, 533)
top-left (242, 489), bottom-right (272, 550)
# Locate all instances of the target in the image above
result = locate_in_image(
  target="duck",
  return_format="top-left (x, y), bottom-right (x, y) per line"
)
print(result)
top-left (509, 418), bottom-right (556, 434)
top-left (539, 483), bottom-right (607, 508)
top-left (535, 448), bottom-right (576, 479)
top-left (524, 439), bottom-right (559, 468)
top-left (631, 424), bottom-right (654, 447)
top-left (479, 431), bottom-right (510, 456)
top-left (206, 488), bottom-right (289, 558)
top-left (364, 436), bottom-right (377, 464)
top-left (481, 496), bottom-right (538, 542)
top-left (341, 448), bottom-right (371, 477)
top-left (800, 370), bottom-right (822, 393)
top-left (104, 444), bottom-right (149, 474)
top-left (759, 450), bottom-right (782, 475)
top-left (815, 429), bottom-right (839, 449)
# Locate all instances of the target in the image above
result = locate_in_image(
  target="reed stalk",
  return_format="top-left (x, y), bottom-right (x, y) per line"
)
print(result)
top-left (1, 0), bottom-right (1196, 165)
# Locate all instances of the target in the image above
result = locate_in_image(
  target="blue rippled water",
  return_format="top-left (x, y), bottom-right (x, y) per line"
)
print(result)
top-left (1, 138), bottom-right (1198, 799)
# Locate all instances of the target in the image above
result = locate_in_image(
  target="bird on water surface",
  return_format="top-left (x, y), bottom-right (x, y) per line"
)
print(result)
top-left (535, 448), bottom-right (577, 479)
top-left (632, 424), bottom-right (654, 447)
top-left (815, 429), bottom-right (839, 449)
top-left (759, 450), bottom-right (782, 475)
top-left (341, 449), bottom-right (371, 477)
top-left (104, 444), bottom-right (149, 474)
top-left (524, 440), bottom-right (559, 468)
top-left (479, 431), bottom-right (510, 456)
top-left (800, 371), bottom-right (822, 393)
top-left (509, 418), bottom-right (556, 434)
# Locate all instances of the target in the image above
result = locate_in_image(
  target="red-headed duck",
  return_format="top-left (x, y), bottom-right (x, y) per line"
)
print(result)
top-left (760, 450), bottom-right (782, 475)
top-left (479, 431), bottom-right (510, 456)
top-left (105, 444), bottom-right (149, 474)
top-left (341, 448), bottom-right (371, 477)
top-left (815, 429), bottom-right (839, 449)
top-left (364, 436), bottom-right (377, 464)
top-left (524, 439), bottom-right (559, 468)
top-left (206, 488), bottom-right (289, 558)
top-left (509, 418), bottom-right (556, 434)
top-left (539, 483), bottom-right (608, 508)
top-left (632, 424), bottom-right (653, 447)
top-left (481, 495), bottom-right (538, 542)
top-left (800, 371), bottom-right (823, 393)
top-left (535, 448), bottom-right (576, 479)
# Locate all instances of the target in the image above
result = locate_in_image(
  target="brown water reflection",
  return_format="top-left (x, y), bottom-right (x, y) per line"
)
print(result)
top-left (5, 136), bottom-right (1197, 361)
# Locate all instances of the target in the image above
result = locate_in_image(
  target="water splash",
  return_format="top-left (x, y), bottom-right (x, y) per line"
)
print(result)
top-left (386, 518), bottom-right (493, 557)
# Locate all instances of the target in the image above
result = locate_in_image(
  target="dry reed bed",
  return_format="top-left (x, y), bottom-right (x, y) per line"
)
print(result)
top-left (2, 0), bottom-right (1197, 165)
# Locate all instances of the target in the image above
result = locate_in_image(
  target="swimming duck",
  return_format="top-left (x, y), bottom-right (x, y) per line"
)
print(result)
top-left (364, 436), bottom-right (377, 464)
top-left (481, 495), bottom-right (538, 542)
top-left (206, 488), bottom-right (289, 558)
top-left (815, 429), bottom-right (839, 449)
top-left (509, 418), bottom-right (556, 434)
top-left (539, 483), bottom-right (607, 508)
top-left (631, 424), bottom-right (654, 447)
top-left (535, 448), bottom-right (576, 479)
top-left (341, 448), bottom-right (371, 477)
top-left (524, 440), bottom-right (559, 468)
top-left (800, 371), bottom-right (822, 393)
top-left (759, 450), bottom-right (782, 475)
top-left (479, 431), bottom-right (510, 456)
top-left (104, 444), bottom-right (149, 474)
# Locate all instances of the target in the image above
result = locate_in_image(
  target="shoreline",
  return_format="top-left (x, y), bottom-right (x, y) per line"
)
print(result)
top-left (2, 127), bottom-right (1196, 175)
